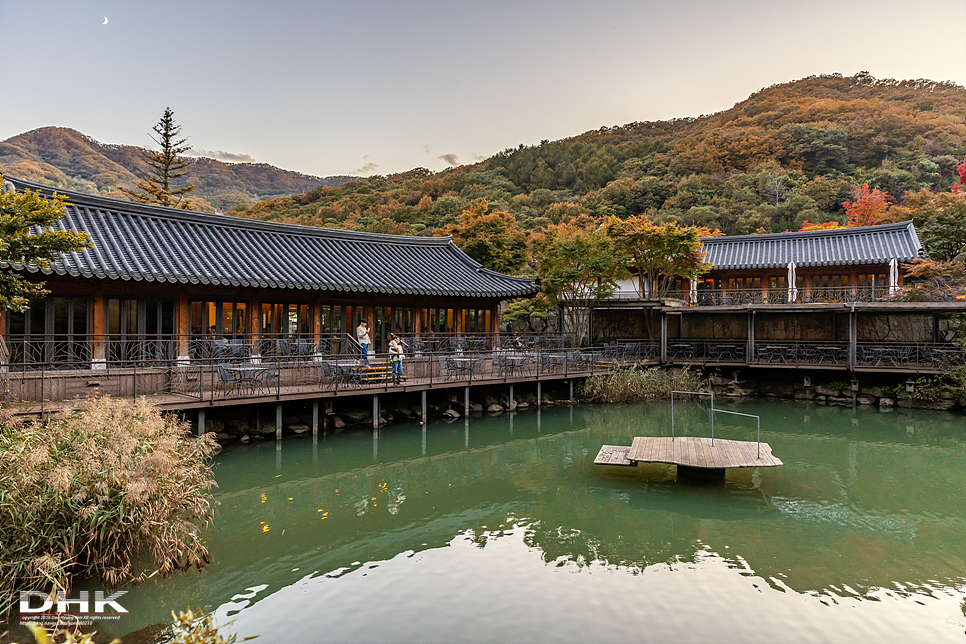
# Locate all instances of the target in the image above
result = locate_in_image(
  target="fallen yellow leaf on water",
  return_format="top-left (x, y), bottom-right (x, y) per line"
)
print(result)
top-left (263, 525), bottom-right (270, 532)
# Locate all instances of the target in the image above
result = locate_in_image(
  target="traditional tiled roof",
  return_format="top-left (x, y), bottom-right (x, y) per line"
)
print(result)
top-left (6, 178), bottom-right (537, 299)
top-left (701, 222), bottom-right (924, 270)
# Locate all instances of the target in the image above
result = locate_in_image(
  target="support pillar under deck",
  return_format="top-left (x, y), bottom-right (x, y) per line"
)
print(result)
top-left (276, 403), bottom-right (282, 441)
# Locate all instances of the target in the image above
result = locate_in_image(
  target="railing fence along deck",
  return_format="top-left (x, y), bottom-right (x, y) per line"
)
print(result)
top-left (689, 286), bottom-right (900, 306)
top-left (0, 332), bottom-right (629, 411)
top-left (1, 331), bottom-right (962, 411)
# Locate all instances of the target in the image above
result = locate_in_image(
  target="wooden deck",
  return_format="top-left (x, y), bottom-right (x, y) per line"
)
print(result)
top-left (595, 436), bottom-right (782, 469)
top-left (593, 445), bottom-right (635, 466)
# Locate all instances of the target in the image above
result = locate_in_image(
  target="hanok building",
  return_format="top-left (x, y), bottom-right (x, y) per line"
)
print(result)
top-left (1, 178), bottom-right (538, 373)
top-left (593, 222), bottom-right (966, 373)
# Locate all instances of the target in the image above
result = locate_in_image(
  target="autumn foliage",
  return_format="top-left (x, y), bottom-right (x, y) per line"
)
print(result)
top-left (842, 183), bottom-right (890, 227)
top-left (799, 220), bottom-right (843, 232)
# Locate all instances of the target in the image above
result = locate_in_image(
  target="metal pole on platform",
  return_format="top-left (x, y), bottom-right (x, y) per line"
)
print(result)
top-left (509, 385), bottom-right (514, 411)
top-left (421, 390), bottom-right (427, 425)
top-left (537, 381), bottom-right (542, 407)
top-left (197, 409), bottom-right (205, 437)
top-left (569, 380), bottom-right (573, 401)
top-left (312, 400), bottom-right (319, 437)
top-left (464, 386), bottom-right (470, 417)
top-left (373, 395), bottom-right (380, 429)
top-left (276, 403), bottom-right (282, 441)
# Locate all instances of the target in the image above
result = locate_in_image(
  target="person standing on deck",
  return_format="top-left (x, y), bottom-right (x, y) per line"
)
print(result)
top-left (389, 333), bottom-right (404, 384)
top-left (356, 320), bottom-right (371, 364)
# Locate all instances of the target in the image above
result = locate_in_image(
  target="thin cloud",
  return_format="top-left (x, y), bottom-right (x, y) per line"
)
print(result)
top-left (422, 144), bottom-right (431, 154)
top-left (357, 155), bottom-right (379, 174)
top-left (185, 149), bottom-right (256, 163)
top-left (438, 153), bottom-right (460, 167)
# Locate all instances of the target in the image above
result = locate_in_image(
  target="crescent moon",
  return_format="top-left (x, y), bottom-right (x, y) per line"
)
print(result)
top-left (103, 16), bottom-right (108, 25)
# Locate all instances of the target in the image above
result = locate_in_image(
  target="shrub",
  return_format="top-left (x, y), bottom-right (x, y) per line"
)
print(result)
top-left (0, 398), bottom-right (217, 613)
top-left (579, 366), bottom-right (706, 403)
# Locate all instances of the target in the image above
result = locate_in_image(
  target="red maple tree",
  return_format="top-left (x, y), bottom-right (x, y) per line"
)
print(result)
top-left (842, 183), bottom-right (890, 227)
top-left (952, 154), bottom-right (966, 194)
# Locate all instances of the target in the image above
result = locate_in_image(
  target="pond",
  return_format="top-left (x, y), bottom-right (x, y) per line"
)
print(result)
top-left (106, 400), bottom-right (965, 642)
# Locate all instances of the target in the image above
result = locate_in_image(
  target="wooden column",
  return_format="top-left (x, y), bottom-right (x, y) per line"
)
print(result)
top-left (312, 300), bottom-right (322, 345)
top-left (250, 295), bottom-right (261, 356)
top-left (91, 293), bottom-right (106, 369)
top-left (176, 290), bottom-right (190, 361)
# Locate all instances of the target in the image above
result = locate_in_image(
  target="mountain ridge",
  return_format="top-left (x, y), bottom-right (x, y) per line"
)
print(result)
top-left (0, 126), bottom-right (355, 212)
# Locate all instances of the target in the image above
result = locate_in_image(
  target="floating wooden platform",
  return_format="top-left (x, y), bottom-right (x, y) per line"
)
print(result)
top-left (594, 436), bottom-right (782, 470)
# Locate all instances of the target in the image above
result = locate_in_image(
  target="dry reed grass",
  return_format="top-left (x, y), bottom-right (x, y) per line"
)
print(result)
top-left (0, 397), bottom-right (217, 613)
top-left (579, 366), bottom-right (707, 404)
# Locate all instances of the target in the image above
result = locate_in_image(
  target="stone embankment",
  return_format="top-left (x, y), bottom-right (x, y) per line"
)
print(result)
top-left (709, 376), bottom-right (965, 411)
top-left (201, 386), bottom-right (576, 443)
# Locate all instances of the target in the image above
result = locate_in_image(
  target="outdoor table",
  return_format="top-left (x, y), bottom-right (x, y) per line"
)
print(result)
top-left (449, 356), bottom-right (476, 376)
top-left (226, 364), bottom-right (268, 394)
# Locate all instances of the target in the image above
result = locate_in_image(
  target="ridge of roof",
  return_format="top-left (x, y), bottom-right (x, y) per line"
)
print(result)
top-left (8, 177), bottom-right (455, 247)
top-left (5, 176), bottom-right (538, 299)
top-left (701, 221), bottom-right (918, 243)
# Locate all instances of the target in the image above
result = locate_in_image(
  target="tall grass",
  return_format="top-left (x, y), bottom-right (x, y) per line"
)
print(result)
top-left (0, 398), bottom-right (217, 613)
top-left (579, 366), bottom-right (707, 404)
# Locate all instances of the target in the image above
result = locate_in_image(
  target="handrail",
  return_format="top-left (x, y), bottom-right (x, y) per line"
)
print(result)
top-left (670, 389), bottom-right (761, 456)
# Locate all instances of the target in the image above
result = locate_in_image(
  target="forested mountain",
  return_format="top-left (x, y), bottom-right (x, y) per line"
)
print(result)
top-left (232, 73), bottom-right (966, 235)
top-left (0, 127), bottom-right (355, 212)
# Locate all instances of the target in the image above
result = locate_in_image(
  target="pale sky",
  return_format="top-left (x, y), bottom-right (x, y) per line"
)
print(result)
top-left (1, 0), bottom-right (964, 178)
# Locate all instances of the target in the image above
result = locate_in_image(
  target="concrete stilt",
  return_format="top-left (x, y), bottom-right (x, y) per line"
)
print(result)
top-left (275, 403), bottom-right (282, 441)
top-left (373, 395), bottom-right (380, 429)
top-left (509, 385), bottom-right (514, 410)
top-left (373, 427), bottom-right (379, 460)
top-left (421, 390), bottom-right (427, 425)
top-left (464, 386), bottom-right (470, 416)
top-left (197, 409), bottom-right (205, 437)
top-left (312, 400), bottom-right (319, 437)
top-left (421, 425), bottom-right (426, 456)
top-left (537, 382), bottom-right (542, 407)
top-left (569, 380), bottom-right (574, 401)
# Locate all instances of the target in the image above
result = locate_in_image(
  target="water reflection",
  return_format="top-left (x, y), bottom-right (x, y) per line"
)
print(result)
top-left (101, 401), bottom-right (964, 641)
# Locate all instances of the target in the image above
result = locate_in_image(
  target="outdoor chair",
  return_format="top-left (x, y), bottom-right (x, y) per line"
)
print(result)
top-left (228, 338), bottom-right (247, 358)
top-left (216, 364), bottom-right (242, 397)
top-left (318, 361), bottom-right (335, 387)
top-left (296, 338), bottom-right (314, 357)
top-left (254, 363), bottom-right (279, 395)
top-left (276, 339), bottom-right (291, 359)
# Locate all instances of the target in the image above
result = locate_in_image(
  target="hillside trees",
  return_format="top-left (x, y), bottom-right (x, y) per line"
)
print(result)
top-left (0, 176), bottom-right (93, 311)
top-left (531, 221), bottom-right (626, 345)
top-left (602, 215), bottom-right (713, 299)
top-left (436, 201), bottom-right (528, 273)
top-left (206, 73), bottom-right (965, 237)
top-left (118, 107), bottom-right (195, 208)
top-left (842, 183), bottom-right (890, 227)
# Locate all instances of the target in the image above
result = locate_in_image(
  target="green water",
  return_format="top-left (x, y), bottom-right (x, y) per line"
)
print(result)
top-left (109, 401), bottom-right (964, 642)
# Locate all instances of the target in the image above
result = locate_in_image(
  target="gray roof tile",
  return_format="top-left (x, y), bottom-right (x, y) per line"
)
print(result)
top-left (9, 178), bottom-right (538, 300)
top-left (702, 222), bottom-right (923, 270)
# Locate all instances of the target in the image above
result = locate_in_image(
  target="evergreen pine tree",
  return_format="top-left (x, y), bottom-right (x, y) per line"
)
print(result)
top-left (118, 107), bottom-right (195, 208)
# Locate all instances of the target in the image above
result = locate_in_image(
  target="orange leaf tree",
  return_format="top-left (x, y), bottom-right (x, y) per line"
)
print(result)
top-left (842, 183), bottom-right (889, 227)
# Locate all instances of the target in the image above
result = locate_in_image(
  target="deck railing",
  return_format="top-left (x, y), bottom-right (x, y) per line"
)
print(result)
top-left (0, 335), bottom-right (620, 410)
top-left (691, 287), bottom-right (892, 306)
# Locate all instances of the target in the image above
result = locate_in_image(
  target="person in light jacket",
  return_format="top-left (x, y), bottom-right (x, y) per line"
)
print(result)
top-left (388, 333), bottom-right (404, 384)
top-left (356, 320), bottom-right (371, 364)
